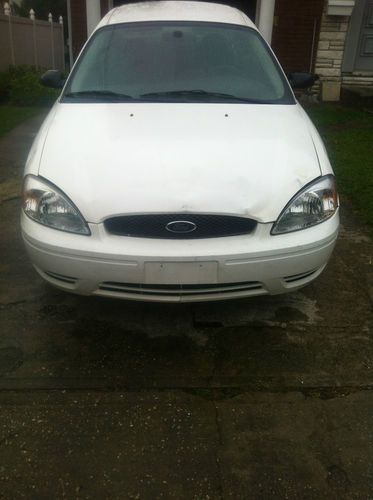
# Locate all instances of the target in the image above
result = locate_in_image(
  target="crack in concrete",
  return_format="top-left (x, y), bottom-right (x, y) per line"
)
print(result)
top-left (214, 404), bottom-right (224, 500)
top-left (0, 432), bottom-right (17, 446)
top-left (0, 300), bottom-right (28, 308)
top-left (0, 384), bottom-right (371, 400)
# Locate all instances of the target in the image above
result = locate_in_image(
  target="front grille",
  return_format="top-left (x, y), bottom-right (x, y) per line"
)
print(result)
top-left (104, 214), bottom-right (257, 239)
top-left (98, 281), bottom-right (264, 297)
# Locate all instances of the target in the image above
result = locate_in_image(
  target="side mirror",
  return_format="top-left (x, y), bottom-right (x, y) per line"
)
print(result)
top-left (40, 70), bottom-right (65, 89)
top-left (287, 72), bottom-right (318, 90)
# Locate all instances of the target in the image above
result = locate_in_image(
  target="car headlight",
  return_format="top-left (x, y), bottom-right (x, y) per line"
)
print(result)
top-left (22, 175), bottom-right (90, 235)
top-left (271, 175), bottom-right (338, 235)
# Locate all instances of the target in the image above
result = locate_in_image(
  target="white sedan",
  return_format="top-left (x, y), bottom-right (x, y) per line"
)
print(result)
top-left (21, 1), bottom-right (339, 302)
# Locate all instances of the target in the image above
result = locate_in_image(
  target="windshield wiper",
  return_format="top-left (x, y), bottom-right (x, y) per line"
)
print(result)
top-left (64, 90), bottom-right (137, 101)
top-left (140, 89), bottom-right (263, 103)
top-left (64, 89), bottom-right (267, 104)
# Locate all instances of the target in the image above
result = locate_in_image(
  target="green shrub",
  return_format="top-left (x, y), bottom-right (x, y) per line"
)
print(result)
top-left (0, 65), bottom-right (59, 107)
top-left (0, 70), bottom-right (12, 103)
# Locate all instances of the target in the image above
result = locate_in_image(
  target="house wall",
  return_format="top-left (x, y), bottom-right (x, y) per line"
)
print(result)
top-left (314, 0), bottom-right (373, 98)
top-left (342, 72), bottom-right (373, 86)
top-left (272, 0), bottom-right (325, 73)
top-left (70, 0), bottom-right (113, 58)
top-left (315, 10), bottom-right (349, 79)
top-left (70, 0), bottom-right (87, 58)
top-left (101, 0), bottom-right (111, 17)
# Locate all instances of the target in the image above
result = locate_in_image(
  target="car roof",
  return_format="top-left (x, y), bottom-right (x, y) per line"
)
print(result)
top-left (96, 1), bottom-right (256, 31)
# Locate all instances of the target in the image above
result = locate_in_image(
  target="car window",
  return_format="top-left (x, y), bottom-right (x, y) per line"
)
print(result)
top-left (63, 21), bottom-right (294, 104)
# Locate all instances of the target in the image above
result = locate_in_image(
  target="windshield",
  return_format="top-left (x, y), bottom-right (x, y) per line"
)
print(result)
top-left (63, 21), bottom-right (294, 104)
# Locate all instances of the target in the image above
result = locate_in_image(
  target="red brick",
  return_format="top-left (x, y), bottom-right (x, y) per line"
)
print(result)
top-left (272, 0), bottom-right (324, 73)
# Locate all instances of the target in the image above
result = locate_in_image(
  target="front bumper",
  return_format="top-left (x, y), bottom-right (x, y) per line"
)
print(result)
top-left (21, 211), bottom-right (339, 302)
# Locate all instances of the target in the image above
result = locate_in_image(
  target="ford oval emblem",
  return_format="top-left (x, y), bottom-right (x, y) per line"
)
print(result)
top-left (166, 220), bottom-right (197, 233)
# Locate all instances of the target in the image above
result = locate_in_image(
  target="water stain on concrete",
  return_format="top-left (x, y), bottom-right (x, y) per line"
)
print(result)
top-left (0, 347), bottom-right (23, 375)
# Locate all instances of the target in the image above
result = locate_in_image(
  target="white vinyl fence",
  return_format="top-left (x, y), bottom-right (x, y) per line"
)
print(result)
top-left (0, 3), bottom-right (64, 72)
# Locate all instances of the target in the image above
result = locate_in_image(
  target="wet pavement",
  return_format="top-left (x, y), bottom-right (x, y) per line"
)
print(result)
top-left (0, 116), bottom-right (372, 499)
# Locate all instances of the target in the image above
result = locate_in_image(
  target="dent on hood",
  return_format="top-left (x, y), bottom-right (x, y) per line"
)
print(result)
top-left (37, 103), bottom-right (323, 223)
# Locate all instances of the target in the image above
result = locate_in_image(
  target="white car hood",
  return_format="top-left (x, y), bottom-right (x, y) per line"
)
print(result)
top-left (38, 103), bottom-right (321, 224)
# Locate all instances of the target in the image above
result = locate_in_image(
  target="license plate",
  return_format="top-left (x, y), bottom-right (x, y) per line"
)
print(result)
top-left (144, 262), bottom-right (218, 285)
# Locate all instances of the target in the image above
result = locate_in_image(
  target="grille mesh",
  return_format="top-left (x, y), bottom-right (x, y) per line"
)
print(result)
top-left (104, 214), bottom-right (257, 239)
top-left (98, 281), bottom-right (263, 296)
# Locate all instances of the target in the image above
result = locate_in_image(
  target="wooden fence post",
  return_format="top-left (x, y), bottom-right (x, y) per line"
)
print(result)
top-left (30, 8), bottom-right (38, 69)
top-left (59, 16), bottom-right (65, 71)
top-left (4, 2), bottom-right (15, 66)
top-left (48, 12), bottom-right (55, 69)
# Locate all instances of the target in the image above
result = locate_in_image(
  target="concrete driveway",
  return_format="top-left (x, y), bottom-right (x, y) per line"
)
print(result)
top-left (0, 116), bottom-right (372, 499)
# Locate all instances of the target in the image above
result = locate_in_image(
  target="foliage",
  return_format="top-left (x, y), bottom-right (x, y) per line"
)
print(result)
top-left (12, 0), bottom-right (68, 39)
top-left (0, 65), bottom-right (59, 107)
top-left (12, 0), bottom-right (66, 20)
top-left (307, 103), bottom-right (373, 231)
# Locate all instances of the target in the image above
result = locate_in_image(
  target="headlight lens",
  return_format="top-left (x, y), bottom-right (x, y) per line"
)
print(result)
top-left (271, 175), bottom-right (338, 235)
top-left (23, 175), bottom-right (90, 235)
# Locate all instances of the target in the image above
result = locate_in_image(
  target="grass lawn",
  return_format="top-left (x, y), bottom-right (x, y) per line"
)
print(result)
top-left (0, 105), bottom-right (45, 138)
top-left (306, 103), bottom-right (373, 231)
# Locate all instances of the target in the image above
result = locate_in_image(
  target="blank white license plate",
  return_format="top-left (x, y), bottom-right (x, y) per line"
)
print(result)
top-left (144, 262), bottom-right (218, 285)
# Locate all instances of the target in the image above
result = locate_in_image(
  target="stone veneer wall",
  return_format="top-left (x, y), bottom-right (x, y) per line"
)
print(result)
top-left (315, 12), bottom-right (349, 80)
top-left (313, 6), bottom-right (349, 94)
top-left (314, 1), bottom-right (373, 96)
